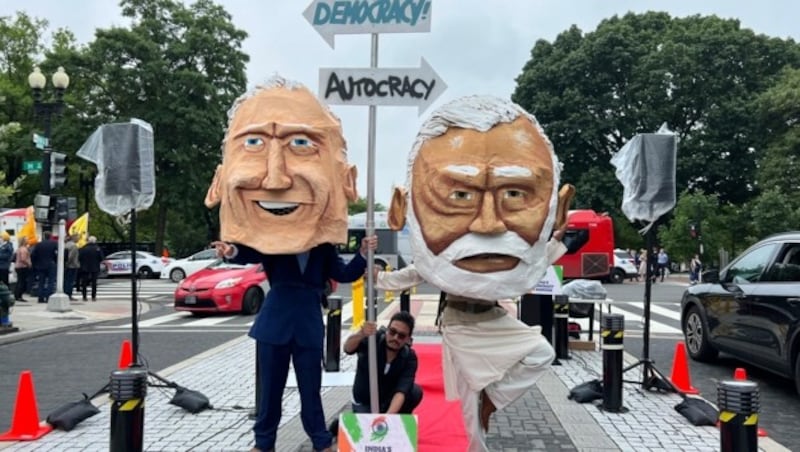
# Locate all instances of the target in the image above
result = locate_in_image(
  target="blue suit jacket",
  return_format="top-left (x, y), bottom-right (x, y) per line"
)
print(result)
top-left (232, 243), bottom-right (366, 347)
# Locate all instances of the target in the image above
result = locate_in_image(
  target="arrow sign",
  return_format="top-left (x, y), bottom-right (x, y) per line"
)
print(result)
top-left (319, 58), bottom-right (446, 115)
top-left (304, 0), bottom-right (432, 48)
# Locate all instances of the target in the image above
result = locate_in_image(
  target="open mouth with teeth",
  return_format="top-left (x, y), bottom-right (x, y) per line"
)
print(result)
top-left (454, 254), bottom-right (520, 273)
top-left (256, 201), bottom-right (300, 216)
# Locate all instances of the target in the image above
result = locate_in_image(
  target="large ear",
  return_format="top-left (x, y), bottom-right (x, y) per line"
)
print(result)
top-left (554, 184), bottom-right (576, 230)
top-left (205, 165), bottom-right (223, 208)
top-left (387, 186), bottom-right (407, 231)
top-left (343, 164), bottom-right (358, 202)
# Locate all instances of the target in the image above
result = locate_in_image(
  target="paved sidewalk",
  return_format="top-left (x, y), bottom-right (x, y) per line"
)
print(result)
top-left (0, 294), bottom-right (790, 451)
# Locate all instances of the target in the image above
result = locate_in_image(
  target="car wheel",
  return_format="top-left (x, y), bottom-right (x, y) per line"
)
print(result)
top-left (610, 268), bottom-right (625, 284)
top-left (169, 268), bottom-right (186, 283)
top-left (241, 287), bottom-right (263, 315)
top-left (137, 266), bottom-right (153, 279)
top-left (683, 305), bottom-right (718, 362)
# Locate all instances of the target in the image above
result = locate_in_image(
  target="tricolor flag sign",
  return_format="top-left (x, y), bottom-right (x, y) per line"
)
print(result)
top-left (337, 413), bottom-right (418, 451)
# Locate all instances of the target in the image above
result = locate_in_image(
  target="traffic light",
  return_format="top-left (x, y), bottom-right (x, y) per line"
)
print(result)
top-left (50, 151), bottom-right (67, 190)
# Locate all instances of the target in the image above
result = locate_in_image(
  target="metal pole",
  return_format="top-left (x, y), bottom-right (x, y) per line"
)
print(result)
top-left (718, 380), bottom-right (759, 452)
top-left (553, 295), bottom-right (570, 361)
top-left (47, 219), bottom-right (71, 312)
top-left (109, 368), bottom-right (147, 452)
top-left (130, 209), bottom-right (139, 366)
top-left (42, 114), bottom-right (52, 196)
top-left (366, 32), bottom-right (380, 414)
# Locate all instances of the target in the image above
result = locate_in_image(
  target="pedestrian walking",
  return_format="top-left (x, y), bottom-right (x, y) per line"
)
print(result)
top-left (657, 248), bottom-right (669, 282)
top-left (64, 234), bottom-right (81, 301)
top-left (13, 237), bottom-right (32, 301)
top-left (690, 253), bottom-right (702, 284)
top-left (0, 232), bottom-right (13, 286)
top-left (30, 231), bottom-right (57, 303)
top-left (78, 236), bottom-right (104, 301)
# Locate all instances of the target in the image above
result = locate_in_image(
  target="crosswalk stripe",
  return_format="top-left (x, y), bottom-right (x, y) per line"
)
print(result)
top-left (121, 312), bottom-right (188, 328)
top-left (185, 316), bottom-right (237, 326)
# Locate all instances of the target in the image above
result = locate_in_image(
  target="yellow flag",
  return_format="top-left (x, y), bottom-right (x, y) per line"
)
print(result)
top-left (18, 206), bottom-right (38, 246)
top-left (69, 213), bottom-right (89, 248)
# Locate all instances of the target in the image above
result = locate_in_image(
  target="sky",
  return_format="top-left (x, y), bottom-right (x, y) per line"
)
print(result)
top-left (2, 0), bottom-right (798, 205)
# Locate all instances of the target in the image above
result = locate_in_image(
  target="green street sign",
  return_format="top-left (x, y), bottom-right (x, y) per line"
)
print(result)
top-left (23, 160), bottom-right (43, 174)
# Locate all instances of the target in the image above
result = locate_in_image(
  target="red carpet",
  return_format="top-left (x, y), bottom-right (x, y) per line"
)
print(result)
top-left (414, 343), bottom-right (468, 451)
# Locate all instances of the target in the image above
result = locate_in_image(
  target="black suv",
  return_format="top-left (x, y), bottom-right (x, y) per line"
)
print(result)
top-left (680, 232), bottom-right (800, 394)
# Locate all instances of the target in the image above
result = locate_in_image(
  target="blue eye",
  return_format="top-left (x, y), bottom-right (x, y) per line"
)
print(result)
top-left (244, 136), bottom-right (264, 148)
top-left (291, 137), bottom-right (311, 147)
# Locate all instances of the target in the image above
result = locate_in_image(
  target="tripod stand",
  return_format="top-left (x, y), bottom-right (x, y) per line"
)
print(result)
top-left (621, 221), bottom-right (678, 393)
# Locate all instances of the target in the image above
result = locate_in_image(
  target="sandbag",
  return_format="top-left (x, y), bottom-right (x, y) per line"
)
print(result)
top-left (567, 379), bottom-right (603, 403)
top-left (46, 394), bottom-right (100, 431)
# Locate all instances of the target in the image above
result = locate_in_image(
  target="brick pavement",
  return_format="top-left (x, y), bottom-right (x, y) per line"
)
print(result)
top-left (0, 295), bottom-right (792, 451)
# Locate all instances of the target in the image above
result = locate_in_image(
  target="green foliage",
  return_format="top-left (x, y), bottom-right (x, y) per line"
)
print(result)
top-left (513, 12), bottom-right (800, 218)
top-left (348, 197), bottom-right (386, 215)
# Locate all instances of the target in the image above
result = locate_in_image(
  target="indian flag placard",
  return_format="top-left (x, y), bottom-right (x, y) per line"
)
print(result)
top-left (337, 413), bottom-right (418, 452)
top-left (531, 265), bottom-right (563, 295)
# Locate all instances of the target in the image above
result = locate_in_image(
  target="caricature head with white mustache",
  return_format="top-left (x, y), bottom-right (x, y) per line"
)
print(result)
top-left (386, 96), bottom-right (572, 299)
top-left (205, 75), bottom-right (358, 254)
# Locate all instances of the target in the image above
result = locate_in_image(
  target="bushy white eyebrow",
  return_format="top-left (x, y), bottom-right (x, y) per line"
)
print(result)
top-left (493, 166), bottom-right (532, 177)
top-left (445, 165), bottom-right (479, 176)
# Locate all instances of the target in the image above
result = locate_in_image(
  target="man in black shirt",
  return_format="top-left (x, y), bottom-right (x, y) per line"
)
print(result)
top-left (344, 311), bottom-right (423, 414)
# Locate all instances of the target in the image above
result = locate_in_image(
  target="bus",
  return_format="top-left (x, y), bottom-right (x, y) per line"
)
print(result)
top-left (337, 212), bottom-right (412, 270)
top-left (556, 209), bottom-right (614, 281)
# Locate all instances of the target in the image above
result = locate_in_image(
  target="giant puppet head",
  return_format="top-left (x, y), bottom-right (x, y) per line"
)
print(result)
top-left (205, 76), bottom-right (358, 254)
top-left (387, 96), bottom-right (573, 299)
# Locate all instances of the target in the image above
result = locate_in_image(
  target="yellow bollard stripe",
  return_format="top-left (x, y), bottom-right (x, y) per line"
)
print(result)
top-left (331, 310), bottom-right (341, 316)
top-left (119, 399), bottom-right (142, 411)
top-left (614, 331), bottom-right (624, 339)
top-left (601, 330), bottom-right (610, 337)
top-left (743, 414), bottom-right (758, 426)
top-left (719, 411), bottom-right (736, 423)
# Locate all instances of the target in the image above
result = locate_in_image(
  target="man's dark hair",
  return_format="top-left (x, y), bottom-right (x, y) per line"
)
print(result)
top-left (390, 311), bottom-right (415, 336)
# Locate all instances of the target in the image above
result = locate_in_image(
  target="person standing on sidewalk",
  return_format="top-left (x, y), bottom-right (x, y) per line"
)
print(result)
top-left (30, 231), bottom-right (57, 303)
top-left (373, 96), bottom-right (573, 452)
top-left (657, 247), bottom-right (670, 282)
top-left (64, 234), bottom-right (80, 301)
top-left (78, 236), bottom-right (104, 301)
top-left (0, 232), bottom-right (13, 286)
top-left (13, 236), bottom-right (32, 301)
top-left (206, 75), bottom-right (376, 452)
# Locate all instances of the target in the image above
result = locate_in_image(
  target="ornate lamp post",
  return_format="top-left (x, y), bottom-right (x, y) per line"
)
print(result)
top-left (28, 66), bottom-right (69, 196)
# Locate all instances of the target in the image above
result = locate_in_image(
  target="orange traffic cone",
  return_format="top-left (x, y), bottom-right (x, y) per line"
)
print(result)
top-left (669, 341), bottom-right (699, 394)
top-left (731, 367), bottom-right (768, 437)
top-left (118, 340), bottom-right (133, 369)
top-left (0, 371), bottom-right (54, 440)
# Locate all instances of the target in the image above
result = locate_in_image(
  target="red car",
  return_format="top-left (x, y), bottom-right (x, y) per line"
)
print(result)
top-left (174, 261), bottom-right (268, 315)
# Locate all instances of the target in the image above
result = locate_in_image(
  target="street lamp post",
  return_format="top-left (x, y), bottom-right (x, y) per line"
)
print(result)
top-left (28, 66), bottom-right (69, 196)
top-left (29, 66), bottom-right (71, 313)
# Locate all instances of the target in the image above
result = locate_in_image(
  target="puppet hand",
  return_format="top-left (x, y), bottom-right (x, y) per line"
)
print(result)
top-left (360, 235), bottom-right (378, 255)
top-left (360, 321), bottom-right (377, 337)
top-left (552, 221), bottom-right (567, 242)
top-left (210, 241), bottom-right (233, 258)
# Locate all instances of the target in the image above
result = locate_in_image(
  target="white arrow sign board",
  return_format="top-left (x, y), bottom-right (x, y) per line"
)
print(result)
top-left (304, 0), bottom-right (432, 48)
top-left (319, 58), bottom-right (446, 115)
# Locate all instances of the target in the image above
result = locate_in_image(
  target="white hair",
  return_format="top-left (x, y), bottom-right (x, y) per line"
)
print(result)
top-left (404, 95), bottom-right (563, 299)
top-left (219, 74), bottom-right (342, 155)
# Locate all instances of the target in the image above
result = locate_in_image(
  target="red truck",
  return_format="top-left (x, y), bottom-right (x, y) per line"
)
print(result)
top-left (555, 209), bottom-right (614, 281)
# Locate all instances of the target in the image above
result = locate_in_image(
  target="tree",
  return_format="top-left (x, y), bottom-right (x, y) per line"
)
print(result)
top-left (51, 0), bottom-right (249, 253)
top-left (348, 197), bottom-right (386, 215)
top-left (513, 12), bottom-right (800, 223)
top-left (0, 122), bottom-right (23, 205)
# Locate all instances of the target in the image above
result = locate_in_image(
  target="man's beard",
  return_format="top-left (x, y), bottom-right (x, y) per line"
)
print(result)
top-left (407, 210), bottom-right (553, 300)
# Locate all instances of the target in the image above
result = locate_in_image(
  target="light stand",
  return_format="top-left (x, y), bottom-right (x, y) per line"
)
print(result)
top-left (621, 219), bottom-right (678, 392)
top-left (124, 208), bottom-right (211, 411)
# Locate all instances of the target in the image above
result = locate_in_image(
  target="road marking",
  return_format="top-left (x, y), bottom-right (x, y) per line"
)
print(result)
top-left (118, 312), bottom-right (189, 328)
top-left (185, 316), bottom-right (239, 326)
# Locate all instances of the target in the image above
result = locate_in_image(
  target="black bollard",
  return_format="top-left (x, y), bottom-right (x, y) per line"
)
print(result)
top-left (400, 290), bottom-right (410, 313)
top-left (553, 295), bottom-right (570, 361)
top-left (324, 296), bottom-right (343, 372)
top-left (718, 380), bottom-right (759, 452)
top-left (520, 294), bottom-right (553, 344)
top-left (601, 313), bottom-right (625, 413)
top-left (109, 368), bottom-right (148, 452)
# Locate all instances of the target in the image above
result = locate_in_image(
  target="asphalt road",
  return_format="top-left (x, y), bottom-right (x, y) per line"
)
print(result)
top-left (1, 277), bottom-right (798, 449)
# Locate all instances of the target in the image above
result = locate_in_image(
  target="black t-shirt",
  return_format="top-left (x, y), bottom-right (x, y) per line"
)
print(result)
top-left (350, 330), bottom-right (418, 410)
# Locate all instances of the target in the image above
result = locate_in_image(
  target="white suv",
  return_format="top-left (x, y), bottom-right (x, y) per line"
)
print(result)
top-left (611, 249), bottom-right (639, 283)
